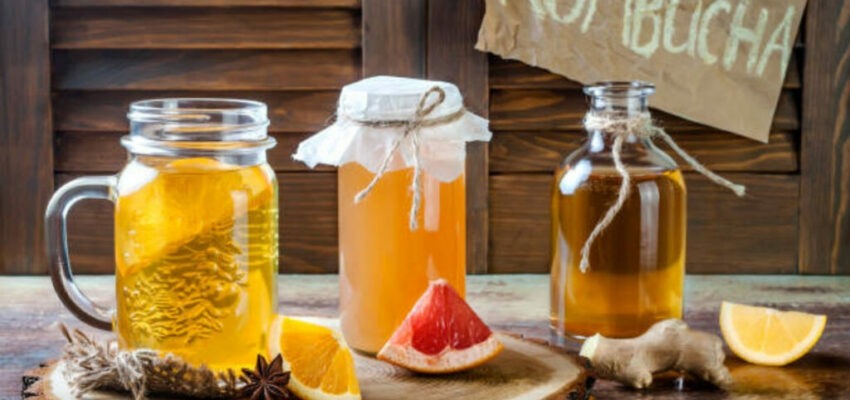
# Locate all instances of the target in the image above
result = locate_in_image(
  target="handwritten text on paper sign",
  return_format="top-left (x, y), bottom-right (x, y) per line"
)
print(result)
top-left (476, 0), bottom-right (807, 141)
top-left (509, 0), bottom-right (797, 79)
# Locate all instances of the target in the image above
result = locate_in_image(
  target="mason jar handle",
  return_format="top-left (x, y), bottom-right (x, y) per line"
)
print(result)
top-left (45, 176), bottom-right (117, 331)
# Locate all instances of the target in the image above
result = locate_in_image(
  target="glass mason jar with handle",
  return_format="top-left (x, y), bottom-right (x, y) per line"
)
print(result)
top-left (45, 99), bottom-right (279, 371)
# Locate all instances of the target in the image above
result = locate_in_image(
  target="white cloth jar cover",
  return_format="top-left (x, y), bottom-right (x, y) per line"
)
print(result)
top-left (293, 76), bottom-right (492, 183)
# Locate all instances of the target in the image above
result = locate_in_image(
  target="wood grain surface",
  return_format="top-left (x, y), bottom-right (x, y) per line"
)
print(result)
top-left (4, 275), bottom-right (850, 400)
top-left (427, 0), bottom-right (490, 274)
top-left (54, 131), bottom-right (334, 173)
top-left (490, 131), bottom-right (798, 173)
top-left (53, 91), bottom-right (339, 133)
top-left (52, 50), bottom-right (360, 90)
top-left (489, 55), bottom-right (802, 90)
top-left (27, 333), bottom-right (586, 400)
top-left (800, 1), bottom-right (850, 274)
top-left (0, 0), bottom-right (53, 274)
top-left (361, 0), bottom-right (426, 78)
top-left (52, 8), bottom-right (360, 49)
top-left (52, 0), bottom-right (360, 6)
top-left (489, 173), bottom-right (799, 274)
top-left (490, 89), bottom-right (800, 132)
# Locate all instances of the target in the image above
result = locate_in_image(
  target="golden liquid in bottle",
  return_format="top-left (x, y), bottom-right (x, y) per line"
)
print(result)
top-left (115, 157), bottom-right (278, 371)
top-left (551, 168), bottom-right (686, 339)
top-left (338, 162), bottom-right (466, 354)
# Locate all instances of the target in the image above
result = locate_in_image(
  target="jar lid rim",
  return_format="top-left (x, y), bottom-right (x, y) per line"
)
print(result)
top-left (121, 135), bottom-right (276, 156)
top-left (126, 97), bottom-right (271, 145)
top-left (129, 98), bottom-right (267, 115)
top-left (584, 81), bottom-right (656, 98)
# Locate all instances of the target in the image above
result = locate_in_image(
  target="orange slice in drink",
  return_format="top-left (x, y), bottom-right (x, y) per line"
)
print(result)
top-left (719, 301), bottom-right (827, 366)
top-left (116, 157), bottom-right (275, 271)
top-left (377, 279), bottom-right (503, 374)
top-left (269, 316), bottom-right (361, 400)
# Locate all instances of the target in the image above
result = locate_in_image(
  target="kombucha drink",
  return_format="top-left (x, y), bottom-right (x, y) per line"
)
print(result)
top-left (550, 168), bottom-right (685, 339)
top-left (114, 157), bottom-right (278, 370)
top-left (338, 162), bottom-right (466, 353)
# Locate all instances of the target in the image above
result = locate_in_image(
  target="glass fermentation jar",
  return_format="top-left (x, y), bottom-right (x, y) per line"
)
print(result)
top-left (337, 152), bottom-right (468, 354)
top-left (46, 99), bottom-right (279, 371)
top-left (294, 76), bottom-right (492, 354)
top-left (550, 82), bottom-right (686, 341)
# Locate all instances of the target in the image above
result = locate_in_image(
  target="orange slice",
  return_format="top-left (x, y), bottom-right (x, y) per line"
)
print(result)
top-left (719, 301), bottom-right (826, 366)
top-left (377, 279), bottom-right (503, 374)
top-left (116, 157), bottom-right (275, 271)
top-left (269, 316), bottom-right (360, 400)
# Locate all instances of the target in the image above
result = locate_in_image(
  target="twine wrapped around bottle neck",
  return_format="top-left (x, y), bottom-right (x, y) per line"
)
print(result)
top-left (578, 112), bottom-right (746, 273)
top-left (350, 86), bottom-right (466, 231)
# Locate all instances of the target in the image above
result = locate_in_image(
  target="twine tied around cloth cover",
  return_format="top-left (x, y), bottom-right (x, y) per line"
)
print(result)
top-left (578, 112), bottom-right (746, 273)
top-left (351, 86), bottom-right (466, 230)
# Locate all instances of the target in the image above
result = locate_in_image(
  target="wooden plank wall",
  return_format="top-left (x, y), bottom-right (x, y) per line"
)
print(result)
top-left (1, 0), bottom-right (847, 275)
top-left (800, 2), bottom-right (850, 274)
top-left (426, 0), bottom-right (490, 275)
top-left (0, 0), bottom-right (53, 274)
top-left (52, 0), bottom-right (361, 273)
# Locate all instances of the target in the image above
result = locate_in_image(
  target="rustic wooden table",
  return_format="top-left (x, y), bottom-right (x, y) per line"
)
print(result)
top-left (2, 275), bottom-right (848, 399)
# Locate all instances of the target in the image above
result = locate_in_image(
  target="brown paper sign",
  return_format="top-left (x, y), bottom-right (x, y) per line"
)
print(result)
top-left (476, 0), bottom-right (807, 142)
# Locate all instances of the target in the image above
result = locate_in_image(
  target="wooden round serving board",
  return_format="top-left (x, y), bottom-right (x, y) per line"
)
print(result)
top-left (24, 320), bottom-right (588, 400)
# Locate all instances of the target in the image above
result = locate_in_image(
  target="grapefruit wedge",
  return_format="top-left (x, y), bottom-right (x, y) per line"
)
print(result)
top-left (377, 279), bottom-right (503, 374)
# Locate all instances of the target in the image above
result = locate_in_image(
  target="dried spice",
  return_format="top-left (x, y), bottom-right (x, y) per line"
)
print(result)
top-left (59, 325), bottom-right (242, 399)
top-left (240, 354), bottom-right (294, 400)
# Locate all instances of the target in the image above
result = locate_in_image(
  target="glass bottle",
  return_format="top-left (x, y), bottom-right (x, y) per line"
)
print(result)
top-left (550, 82), bottom-right (686, 341)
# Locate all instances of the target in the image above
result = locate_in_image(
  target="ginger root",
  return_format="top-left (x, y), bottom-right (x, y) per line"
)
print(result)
top-left (579, 319), bottom-right (732, 389)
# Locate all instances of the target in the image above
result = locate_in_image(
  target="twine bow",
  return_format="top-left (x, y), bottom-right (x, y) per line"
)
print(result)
top-left (352, 86), bottom-right (464, 230)
top-left (578, 112), bottom-right (746, 273)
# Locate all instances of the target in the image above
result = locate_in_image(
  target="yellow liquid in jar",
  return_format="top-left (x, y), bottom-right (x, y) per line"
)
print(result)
top-left (115, 157), bottom-right (278, 371)
top-left (338, 162), bottom-right (466, 354)
top-left (551, 168), bottom-right (686, 339)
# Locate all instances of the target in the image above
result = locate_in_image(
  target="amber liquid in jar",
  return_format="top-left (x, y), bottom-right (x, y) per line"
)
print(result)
top-left (338, 162), bottom-right (466, 354)
top-left (550, 167), bottom-right (686, 339)
top-left (115, 157), bottom-right (278, 370)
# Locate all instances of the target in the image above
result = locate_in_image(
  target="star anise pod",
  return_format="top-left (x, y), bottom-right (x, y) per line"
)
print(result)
top-left (240, 354), bottom-right (294, 400)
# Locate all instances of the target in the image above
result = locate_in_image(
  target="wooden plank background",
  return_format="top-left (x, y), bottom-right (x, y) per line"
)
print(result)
top-left (0, 0), bottom-right (847, 275)
top-left (427, 0), bottom-right (490, 275)
top-left (0, 0), bottom-right (53, 274)
top-left (48, 0), bottom-right (362, 274)
top-left (800, 1), bottom-right (850, 274)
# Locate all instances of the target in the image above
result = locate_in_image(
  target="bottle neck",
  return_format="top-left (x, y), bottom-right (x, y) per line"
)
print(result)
top-left (586, 94), bottom-right (650, 144)
top-left (588, 130), bottom-right (652, 153)
top-left (588, 94), bottom-right (649, 117)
